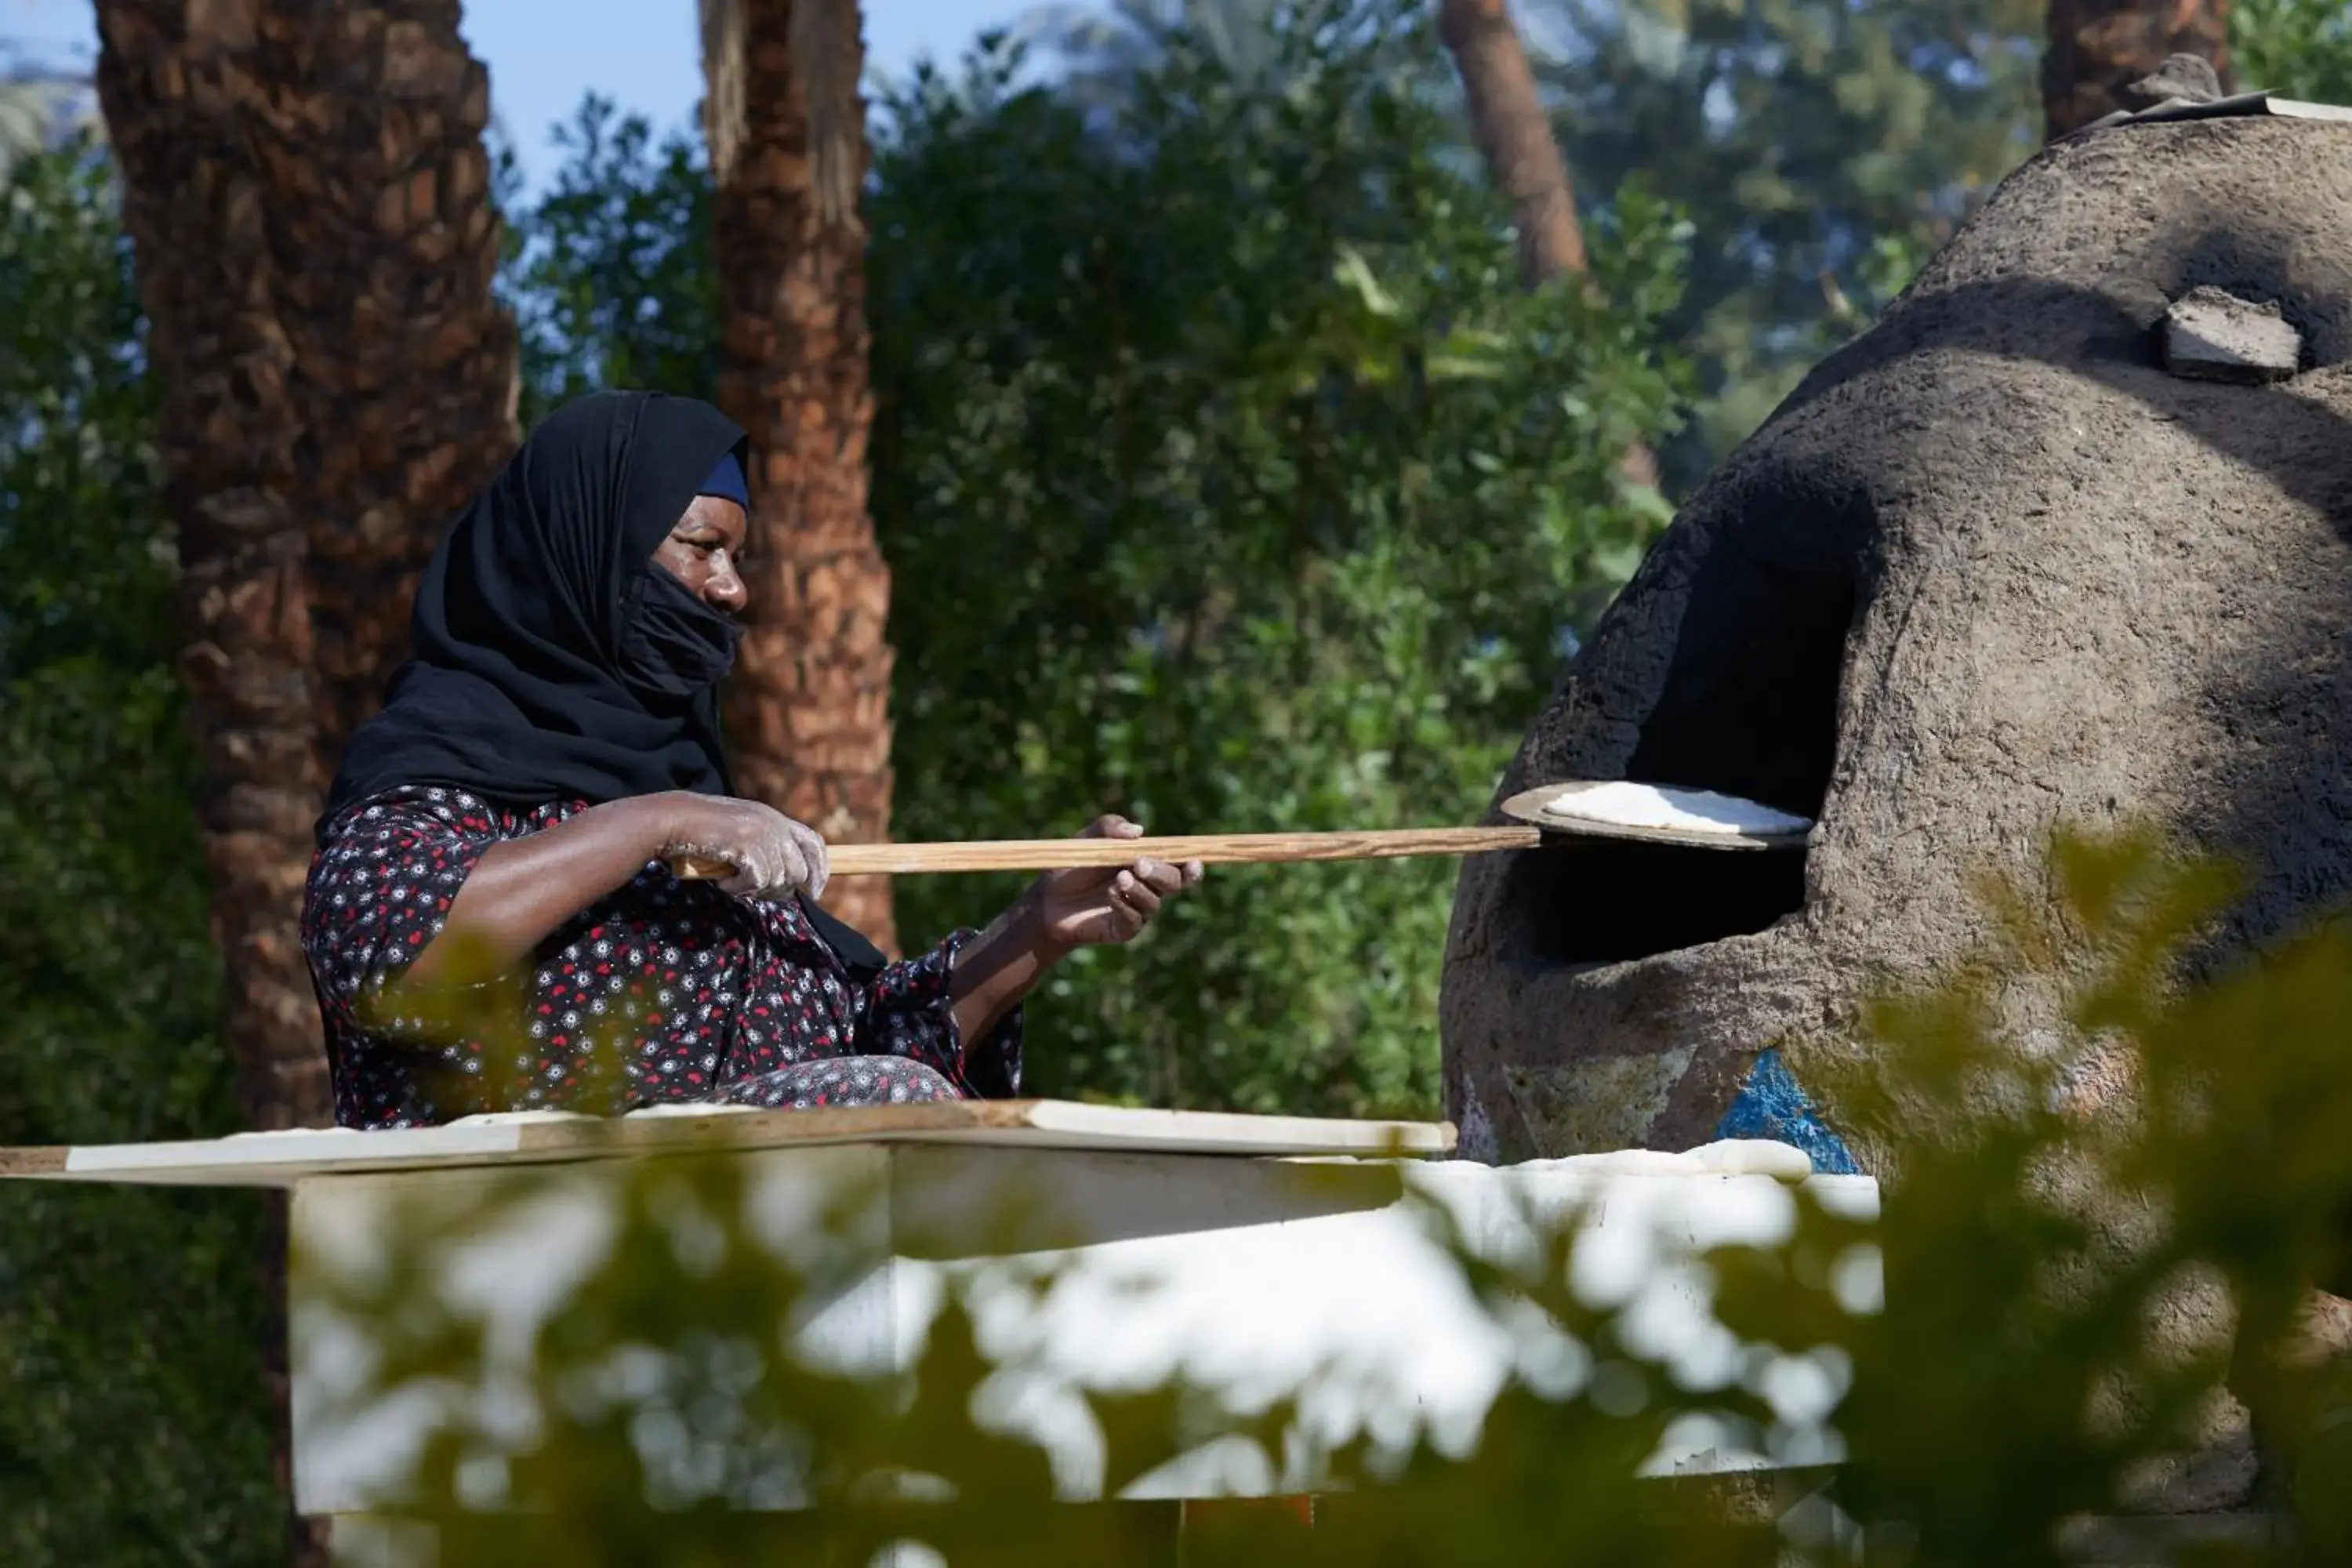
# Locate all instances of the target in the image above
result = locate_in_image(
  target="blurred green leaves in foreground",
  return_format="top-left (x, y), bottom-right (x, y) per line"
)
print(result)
top-left (318, 829), bottom-right (2352, 1566)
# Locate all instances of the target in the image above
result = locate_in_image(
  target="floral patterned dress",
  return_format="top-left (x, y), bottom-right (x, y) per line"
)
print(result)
top-left (300, 786), bottom-right (1021, 1131)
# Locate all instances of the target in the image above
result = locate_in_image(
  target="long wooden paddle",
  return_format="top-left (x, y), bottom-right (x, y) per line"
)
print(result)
top-left (670, 825), bottom-right (1542, 880)
top-left (666, 782), bottom-right (1813, 880)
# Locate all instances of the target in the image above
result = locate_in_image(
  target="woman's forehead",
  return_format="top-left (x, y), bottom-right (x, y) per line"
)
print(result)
top-left (674, 495), bottom-right (750, 539)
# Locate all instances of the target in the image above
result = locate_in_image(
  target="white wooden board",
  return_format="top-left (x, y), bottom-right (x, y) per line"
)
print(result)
top-left (0, 1099), bottom-right (1454, 1189)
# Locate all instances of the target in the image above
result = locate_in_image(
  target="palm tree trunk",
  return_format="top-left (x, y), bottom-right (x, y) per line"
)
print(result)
top-left (95, 1), bottom-right (515, 1116)
top-left (96, 17), bottom-right (323, 1563)
top-left (94, 5), bottom-right (514, 1560)
top-left (1437, 0), bottom-right (1659, 489)
top-left (94, 0), bottom-right (327, 1132)
top-left (245, 4), bottom-right (522, 772)
top-left (704, 0), bottom-right (900, 954)
top-left (1438, 0), bottom-right (1584, 285)
top-left (2042, 0), bottom-right (2234, 139)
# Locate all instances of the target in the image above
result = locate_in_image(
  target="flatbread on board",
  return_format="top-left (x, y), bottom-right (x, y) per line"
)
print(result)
top-left (1499, 782), bottom-right (1812, 850)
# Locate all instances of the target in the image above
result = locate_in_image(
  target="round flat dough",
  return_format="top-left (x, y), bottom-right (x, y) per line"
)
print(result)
top-left (1541, 781), bottom-right (1809, 837)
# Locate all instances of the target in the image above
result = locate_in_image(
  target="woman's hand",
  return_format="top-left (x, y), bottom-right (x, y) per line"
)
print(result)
top-left (947, 815), bottom-right (1204, 1043)
top-left (656, 793), bottom-right (829, 902)
top-left (1028, 815), bottom-right (1204, 954)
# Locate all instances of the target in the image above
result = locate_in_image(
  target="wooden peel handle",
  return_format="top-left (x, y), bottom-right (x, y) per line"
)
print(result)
top-left (669, 824), bottom-right (1542, 880)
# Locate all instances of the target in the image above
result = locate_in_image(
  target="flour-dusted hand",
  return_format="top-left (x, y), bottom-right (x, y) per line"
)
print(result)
top-left (657, 793), bottom-right (829, 902)
top-left (1029, 815), bottom-right (1204, 952)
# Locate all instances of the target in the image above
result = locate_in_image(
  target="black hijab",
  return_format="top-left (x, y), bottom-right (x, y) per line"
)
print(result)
top-left (326, 390), bottom-right (885, 973)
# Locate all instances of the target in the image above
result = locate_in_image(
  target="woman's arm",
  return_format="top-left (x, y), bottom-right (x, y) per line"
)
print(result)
top-left (408, 792), bottom-right (824, 986)
top-left (405, 795), bottom-right (680, 986)
top-left (946, 889), bottom-right (1064, 1046)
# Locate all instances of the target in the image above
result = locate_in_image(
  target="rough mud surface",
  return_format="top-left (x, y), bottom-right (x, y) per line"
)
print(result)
top-left (1443, 117), bottom-right (2352, 1166)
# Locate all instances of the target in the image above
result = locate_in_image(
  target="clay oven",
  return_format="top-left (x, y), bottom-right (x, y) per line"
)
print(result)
top-left (1443, 114), bottom-right (2352, 1169)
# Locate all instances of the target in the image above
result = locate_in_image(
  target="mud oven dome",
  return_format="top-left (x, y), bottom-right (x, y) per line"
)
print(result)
top-left (1442, 111), bottom-right (2352, 1171)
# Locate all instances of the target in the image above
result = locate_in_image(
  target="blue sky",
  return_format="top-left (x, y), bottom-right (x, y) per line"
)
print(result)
top-left (3, 0), bottom-right (1048, 190)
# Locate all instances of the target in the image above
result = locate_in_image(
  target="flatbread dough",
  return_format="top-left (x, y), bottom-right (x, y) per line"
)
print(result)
top-left (1543, 781), bottom-right (1809, 837)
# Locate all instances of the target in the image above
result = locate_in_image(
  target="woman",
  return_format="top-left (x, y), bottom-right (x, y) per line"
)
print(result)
top-left (302, 390), bottom-right (1202, 1129)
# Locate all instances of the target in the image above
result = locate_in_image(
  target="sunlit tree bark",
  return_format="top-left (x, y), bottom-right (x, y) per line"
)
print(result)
top-left (1438, 0), bottom-right (1659, 488)
top-left (703, 0), bottom-right (899, 953)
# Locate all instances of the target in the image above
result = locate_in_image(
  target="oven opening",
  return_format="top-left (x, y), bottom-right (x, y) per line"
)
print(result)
top-left (1500, 529), bottom-right (1861, 970)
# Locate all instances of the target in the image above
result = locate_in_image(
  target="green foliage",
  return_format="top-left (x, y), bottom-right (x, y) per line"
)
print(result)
top-left (500, 96), bottom-right (721, 428)
top-left (321, 828), bottom-right (2352, 1566)
top-left (0, 53), bottom-right (96, 185)
top-left (864, 3), bottom-right (1688, 1116)
top-left (0, 145), bottom-right (278, 1564)
top-left (2236, 0), bottom-right (2352, 105)
top-left (1023, 0), bottom-right (1344, 113)
top-left (1531, 0), bottom-right (2042, 481)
